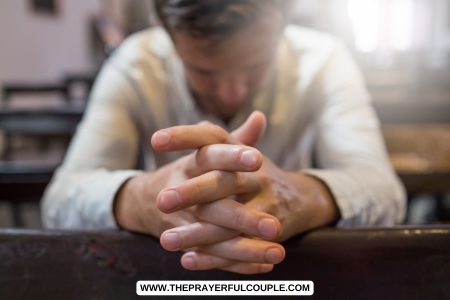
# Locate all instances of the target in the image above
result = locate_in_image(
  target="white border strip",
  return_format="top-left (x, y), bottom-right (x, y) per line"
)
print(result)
top-left (137, 280), bottom-right (313, 296)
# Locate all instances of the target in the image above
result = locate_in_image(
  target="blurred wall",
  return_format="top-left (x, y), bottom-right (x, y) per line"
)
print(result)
top-left (0, 0), bottom-right (102, 85)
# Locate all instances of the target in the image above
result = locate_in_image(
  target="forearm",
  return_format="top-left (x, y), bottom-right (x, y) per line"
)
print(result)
top-left (112, 157), bottom-right (197, 238)
top-left (113, 171), bottom-right (163, 236)
top-left (40, 59), bottom-right (147, 229)
top-left (302, 165), bottom-right (406, 227)
top-left (41, 168), bottom-right (140, 229)
top-left (245, 165), bottom-right (342, 242)
top-left (302, 174), bottom-right (341, 227)
top-left (285, 173), bottom-right (340, 233)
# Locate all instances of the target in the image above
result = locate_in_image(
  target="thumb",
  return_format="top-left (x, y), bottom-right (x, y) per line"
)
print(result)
top-left (231, 111), bottom-right (267, 147)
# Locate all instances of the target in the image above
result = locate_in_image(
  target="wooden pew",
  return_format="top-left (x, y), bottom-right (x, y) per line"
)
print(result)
top-left (2, 84), bottom-right (69, 103)
top-left (0, 108), bottom-right (84, 198)
top-left (373, 102), bottom-right (450, 197)
top-left (0, 225), bottom-right (449, 299)
top-left (0, 161), bottom-right (55, 227)
top-left (0, 161), bottom-right (55, 201)
top-left (373, 102), bottom-right (450, 124)
top-left (0, 107), bottom-right (84, 136)
top-left (0, 106), bottom-right (84, 226)
top-left (0, 84), bottom-right (86, 161)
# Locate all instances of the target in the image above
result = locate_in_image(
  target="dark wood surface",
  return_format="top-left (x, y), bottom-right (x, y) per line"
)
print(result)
top-left (0, 225), bottom-right (449, 300)
top-left (373, 102), bottom-right (450, 124)
top-left (399, 173), bottom-right (450, 194)
top-left (0, 162), bottom-right (56, 202)
top-left (0, 107), bottom-right (84, 135)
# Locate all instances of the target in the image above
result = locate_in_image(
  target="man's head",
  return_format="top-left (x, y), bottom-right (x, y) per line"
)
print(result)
top-left (155, 0), bottom-right (292, 121)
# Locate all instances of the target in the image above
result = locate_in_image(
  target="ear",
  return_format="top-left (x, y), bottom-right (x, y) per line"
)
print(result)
top-left (231, 111), bottom-right (267, 147)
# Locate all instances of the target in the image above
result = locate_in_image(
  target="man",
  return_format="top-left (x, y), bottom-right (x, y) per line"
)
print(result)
top-left (42, 0), bottom-right (405, 274)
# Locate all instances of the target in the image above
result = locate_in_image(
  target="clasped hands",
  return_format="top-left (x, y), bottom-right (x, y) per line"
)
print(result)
top-left (114, 111), bottom-right (339, 274)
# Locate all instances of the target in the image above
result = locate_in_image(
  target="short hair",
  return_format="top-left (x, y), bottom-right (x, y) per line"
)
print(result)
top-left (154, 0), bottom-right (292, 39)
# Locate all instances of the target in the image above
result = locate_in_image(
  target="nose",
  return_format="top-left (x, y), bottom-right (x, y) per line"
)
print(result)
top-left (216, 77), bottom-right (249, 106)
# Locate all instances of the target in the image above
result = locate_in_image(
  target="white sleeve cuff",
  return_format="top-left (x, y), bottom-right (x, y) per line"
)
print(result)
top-left (301, 168), bottom-right (405, 227)
top-left (42, 169), bottom-right (142, 229)
top-left (86, 170), bottom-right (142, 229)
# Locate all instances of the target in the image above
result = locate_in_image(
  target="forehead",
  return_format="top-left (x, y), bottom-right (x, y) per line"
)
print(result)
top-left (172, 10), bottom-right (283, 70)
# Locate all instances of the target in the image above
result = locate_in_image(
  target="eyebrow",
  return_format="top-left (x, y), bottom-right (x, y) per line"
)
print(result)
top-left (185, 57), bottom-right (272, 74)
top-left (186, 64), bottom-right (218, 75)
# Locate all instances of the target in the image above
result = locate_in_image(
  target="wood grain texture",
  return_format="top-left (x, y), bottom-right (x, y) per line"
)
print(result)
top-left (0, 225), bottom-right (449, 300)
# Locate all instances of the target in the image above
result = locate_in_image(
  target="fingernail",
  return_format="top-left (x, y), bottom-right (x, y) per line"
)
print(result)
top-left (163, 232), bottom-right (181, 250)
top-left (153, 131), bottom-right (170, 147)
top-left (241, 150), bottom-right (259, 167)
top-left (260, 264), bottom-right (274, 273)
top-left (159, 190), bottom-right (181, 212)
top-left (258, 218), bottom-right (277, 239)
top-left (183, 256), bottom-right (196, 269)
top-left (265, 248), bottom-right (283, 264)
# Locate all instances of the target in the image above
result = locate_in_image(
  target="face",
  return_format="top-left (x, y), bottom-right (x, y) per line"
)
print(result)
top-left (172, 7), bottom-right (284, 121)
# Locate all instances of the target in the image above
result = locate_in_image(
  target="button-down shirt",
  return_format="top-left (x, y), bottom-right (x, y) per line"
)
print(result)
top-left (41, 25), bottom-right (406, 229)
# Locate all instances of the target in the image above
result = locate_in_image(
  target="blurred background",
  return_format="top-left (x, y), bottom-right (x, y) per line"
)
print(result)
top-left (0, 0), bottom-right (449, 228)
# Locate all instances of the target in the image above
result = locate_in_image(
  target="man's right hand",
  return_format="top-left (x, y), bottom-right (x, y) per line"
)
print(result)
top-left (114, 112), bottom-right (285, 274)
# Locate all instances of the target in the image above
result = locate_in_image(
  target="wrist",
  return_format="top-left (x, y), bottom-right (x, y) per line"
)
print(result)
top-left (113, 174), bottom-right (149, 232)
top-left (304, 175), bottom-right (341, 227)
top-left (113, 172), bottom-right (169, 237)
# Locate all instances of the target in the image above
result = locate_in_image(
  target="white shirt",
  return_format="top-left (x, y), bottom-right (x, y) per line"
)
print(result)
top-left (41, 25), bottom-right (406, 230)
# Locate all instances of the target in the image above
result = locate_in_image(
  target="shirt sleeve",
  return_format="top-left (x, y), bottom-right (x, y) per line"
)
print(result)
top-left (41, 61), bottom-right (143, 229)
top-left (302, 42), bottom-right (406, 227)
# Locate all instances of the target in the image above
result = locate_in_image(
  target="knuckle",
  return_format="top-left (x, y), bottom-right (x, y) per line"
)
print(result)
top-left (213, 125), bottom-right (229, 143)
top-left (235, 264), bottom-right (248, 274)
top-left (231, 206), bottom-right (248, 230)
top-left (259, 174), bottom-right (274, 186)
top-left (216, 170), bottom-right (245, 191)
top-left (194, 251), bottom-right (215, 269)
top-left (195, 147), bottom-right (208, 167)
top-left (212, 169), bottom-right (227, 182)
top-left (190, 179), bottom-right (205, 199)
top-left (232, 172), bottom-right (246, 190)
top-left (205, 254), bottom-right (219, 268)
top-left (237, 263), bottom-right (256, 275)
